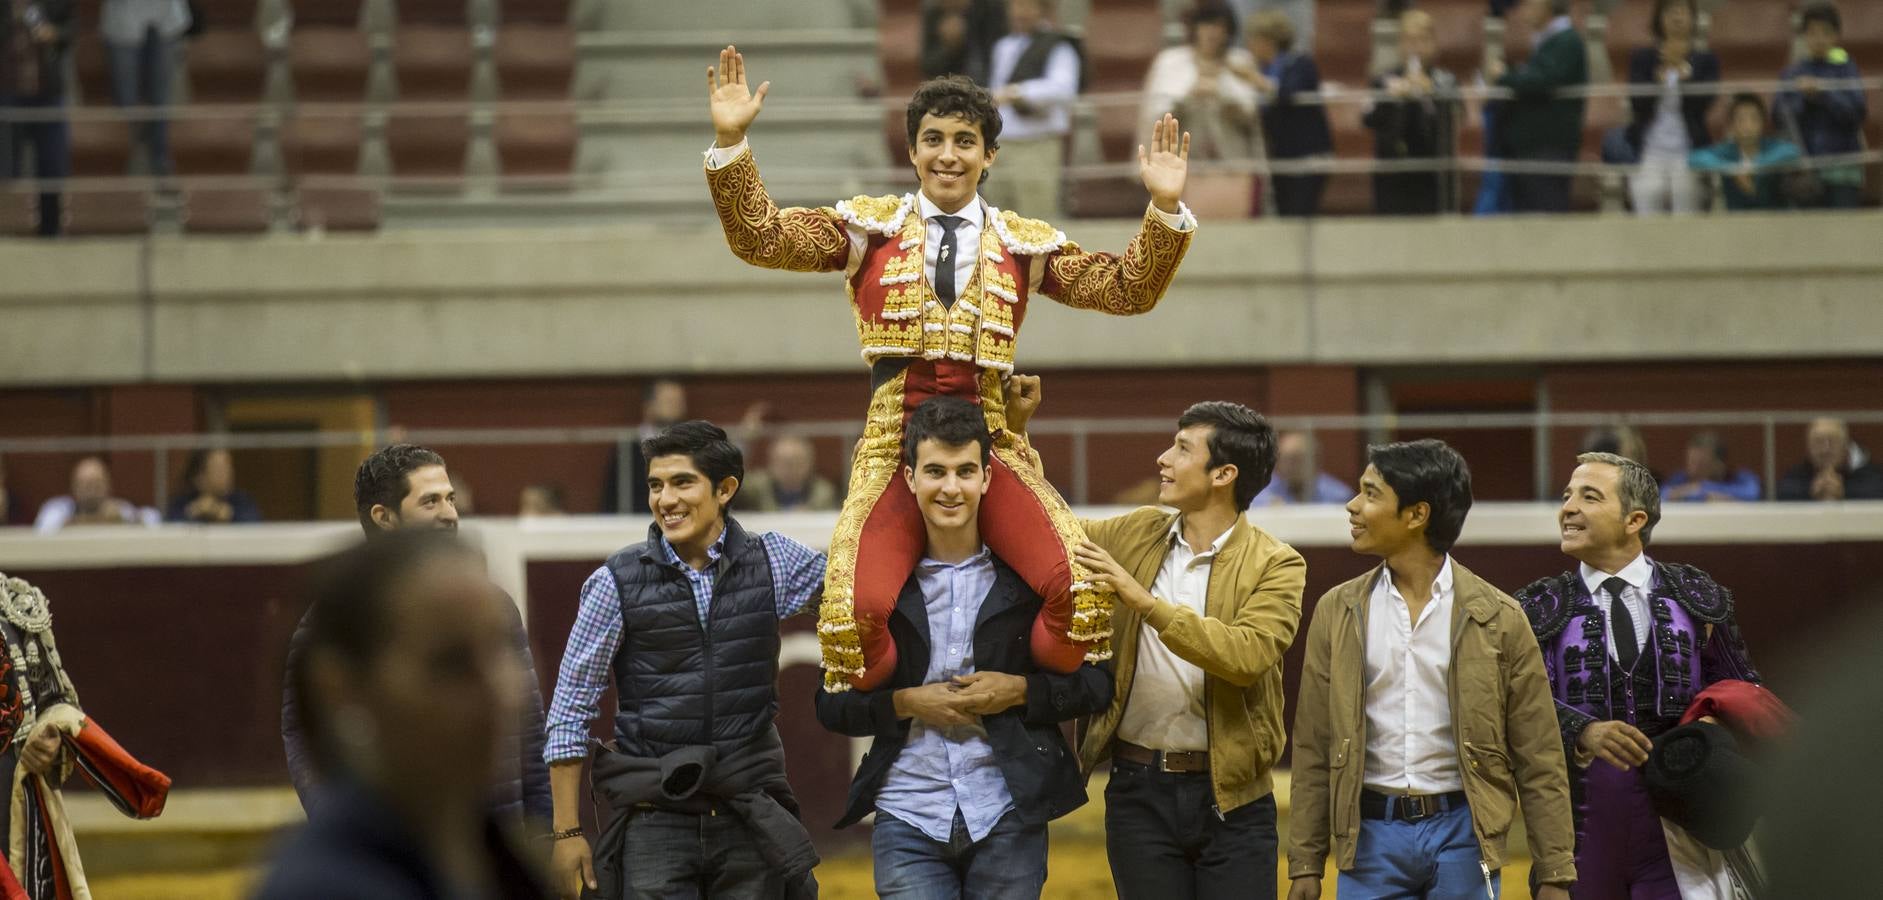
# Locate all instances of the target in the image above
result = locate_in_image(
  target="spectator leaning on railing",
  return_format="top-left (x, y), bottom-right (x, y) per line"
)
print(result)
top-left (1363, 9), bottom-right (1460, 215)
top-left (164, 448), bottom-right (262, 524)
top-left (1689, 93), bottom-right (1803, 211)
top-left (33, 455), bottom-right (157, 532)
top-left (1139, 2), bottom-right (1261, 164)
top-left (1777, 417), bottom-right (1883, 502)
top-left (1775, 2), bottom-right (1867, 209)
top-left (1662, 430), bottom-right (1761, 503)
top-left (1242, 9), bottom-right (1331, 217)
top-left (100, 0), bottom-right (189, 178)
top-left (1484, 0), bottom-right (1587, 214)
top-left (986, 0), bottom-right (1082, 219)
top-left (1622, 0), bottom-right (1719, 215)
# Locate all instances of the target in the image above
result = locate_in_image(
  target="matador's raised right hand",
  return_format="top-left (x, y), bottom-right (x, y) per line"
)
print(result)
top-left (708, 45), bottom-right (770, 149)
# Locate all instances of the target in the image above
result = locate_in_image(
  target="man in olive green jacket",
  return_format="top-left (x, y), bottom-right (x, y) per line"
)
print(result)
top-left (1288, 440), bottom-right (1575, 900)
top-left (1004, 376), bottom-right (1306, 900)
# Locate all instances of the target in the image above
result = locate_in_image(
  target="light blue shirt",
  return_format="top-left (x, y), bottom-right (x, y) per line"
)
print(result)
top-left (873, 548), bottom-right (1016, 843)
top-left (1252, 472), bottom-right (1353, 507)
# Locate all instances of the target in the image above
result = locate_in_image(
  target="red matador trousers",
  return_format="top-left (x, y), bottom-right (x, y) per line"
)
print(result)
top-left (818, 359), bottom-right (1112, 692)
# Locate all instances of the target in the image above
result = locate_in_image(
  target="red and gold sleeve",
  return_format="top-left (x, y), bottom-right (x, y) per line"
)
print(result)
top-left (704, 147), bottom-right (850, 273)
top-left (1038, 205), bottom-right (1193, 316)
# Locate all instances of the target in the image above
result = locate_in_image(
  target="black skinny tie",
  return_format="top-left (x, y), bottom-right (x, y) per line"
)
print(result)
top-left (933, 215), bottom-right (965, 307)
top-left (1604, 576), bottom-right (1639, 671)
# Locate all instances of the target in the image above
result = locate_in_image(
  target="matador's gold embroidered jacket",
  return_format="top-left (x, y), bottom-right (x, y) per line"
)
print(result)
top-left (705, 146), bottom-right (1195, 369)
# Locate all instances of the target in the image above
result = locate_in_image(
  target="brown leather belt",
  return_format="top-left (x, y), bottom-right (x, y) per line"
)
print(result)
top-left (1112, 740), bottom-right (1210, 774)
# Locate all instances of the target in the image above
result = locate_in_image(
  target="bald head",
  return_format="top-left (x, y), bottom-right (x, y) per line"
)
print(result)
top-left (71, 457), bottom-right (112, 512)
top-left (768, 435), bottom-right (817, 492)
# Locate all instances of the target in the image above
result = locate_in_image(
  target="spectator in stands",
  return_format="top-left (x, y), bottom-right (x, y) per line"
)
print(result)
top-left (1253, 431), bottom-right (1350, 506)
top-left (34, 455), bottom-right (154, 531)
top-left (1776, 2), bottom-right (1867, 209)
top-left (257, 534), bottom-right (551, 900)
top-left (1140, 3), bottom-right (1261, 165)
top-left (2, 0), bottom-right (75, 236)
top-left (1363, 9), bottom-right (1460, 214)
top-left (1777, 417), bottom-right (1883, 501)
top-left (1231, 0), bottom-right (1315, 55)
top-left (986, 0), bottom-right (1081, 218)
top-left (1484, 0), bottom-right (1587, 213)
top-left (1579, 424), bottom-right (1649, 466)
top-left (1662, 430), bottom-right (1761, 503)
top-left (740, 434), bottom-right (840, 513)
top-left (101, 0), bottom-right (190, 178)
top-left (921, 0), bottom-right (1006, 87)
top-left (1690, 93), bottom-right (1803, 211)
top-left (518, 483), bottom-right (568, 518)
top-left (1622, 0), bottom-right (1719, 215)
top-left (602, 377), bottom-right (688, 514)
top-left (164, 448), bottom-right (262, 524)
top-left (1243, 9), bottom-right (1331, 217)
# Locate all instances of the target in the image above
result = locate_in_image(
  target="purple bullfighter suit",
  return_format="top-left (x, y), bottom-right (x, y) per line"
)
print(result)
top-left (1516, 561), bottom-right (1759, 900)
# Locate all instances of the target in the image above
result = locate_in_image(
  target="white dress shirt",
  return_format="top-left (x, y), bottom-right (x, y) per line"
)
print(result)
top-left (1580, 553), bottom-right (1654, 661)
top-left (988, 33), bottom-right (1080, 141)
top-left (1362, 556), bottom-right (1463, 794)
top-left (1115, 517), bottom-right (1232, 752)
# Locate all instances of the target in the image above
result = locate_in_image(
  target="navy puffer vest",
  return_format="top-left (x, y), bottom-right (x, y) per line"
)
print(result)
top-left (605, 518), bottom-right (780, 758)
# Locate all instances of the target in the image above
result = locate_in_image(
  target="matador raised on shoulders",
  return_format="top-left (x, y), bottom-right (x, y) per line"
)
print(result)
top-left (703, 46), bottom-right (1196, 692)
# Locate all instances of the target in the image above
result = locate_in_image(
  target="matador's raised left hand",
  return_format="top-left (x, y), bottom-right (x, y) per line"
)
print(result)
top-left (1139, 113), bottom-right (1190, 214)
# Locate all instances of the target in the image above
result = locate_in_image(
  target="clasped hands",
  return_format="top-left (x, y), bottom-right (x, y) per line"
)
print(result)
top-left (895, 672), bottom-right (1028, 728)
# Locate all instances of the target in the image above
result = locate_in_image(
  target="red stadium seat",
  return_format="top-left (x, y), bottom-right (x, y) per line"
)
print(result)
top-left (291, 29), bottom-right (373, 102)
top-left (392, 0), bottom-right (469, 26)
top-left (187, 29), bottom-right (269, 104)
top-left (285, 0), bottom-right (362, 28)
top-left (393, 26), bottom-right (475, 100)
top-left (496, 0), bottom-right (572, 25)
top-left (171, 114), bottom-right (258, 175)
top-left (280, 112), bottom-right (364, 175)
top-left (67, 116), bottom-right (134, 177)
top-left (295, 187), bottom-right (382, 231)
top-left (181, 188), bottom-right (274, 234)
top-left (494, 109), bottom-right (579, 187)
top-left (494, 24), bottom-right (577, 99)
top-left (386, 111), bottom-right (472, 183)
top-left (61, 189), bottom-right (151, 235)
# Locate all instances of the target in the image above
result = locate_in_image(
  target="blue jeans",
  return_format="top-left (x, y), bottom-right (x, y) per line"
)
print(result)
top-left (107, 27), bottom-right (176, 177)
top-left (872, 810), bottom-right (1048, 900)
top-left (1104, 761), bottom-right (1278, 900)
top-left (1337, 802), bottom-right (1500, 900)
top-left (618, 807), bottom-right (779, 900)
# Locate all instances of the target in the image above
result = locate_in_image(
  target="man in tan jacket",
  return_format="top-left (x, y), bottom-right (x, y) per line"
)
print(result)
top-left (1004, 376), bottom-right (1306, 900)
top-left (1287, 439), bottom-right (1575, 899)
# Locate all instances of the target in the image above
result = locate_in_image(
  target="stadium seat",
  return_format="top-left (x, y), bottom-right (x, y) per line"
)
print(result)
top-left (290, 29), bottom-right (374, 101)
top-left (285, 0), bottom-right (363, 28)
top-left (180, 188), bottom-right (274, 233)
top-left (67, 117), bottom-right (134, 176)
top-left (1314, 0), bottom-right (1377, 87)
top-left (280, 112), bottom-right (365, 175)
top-left (876, 2), bottom-right (922, 98)
top-left (187, 29), bottom-right (270, 104)
top-left (1084, 6), bottom-right (1167, 94)
top-left (496, 0), bottom-right (572, 25)
top-left (1706, 2), bottom-right (1795, 81)
top-left (386, 111), bottom-right (472, 182)
top-left (61, 189), bottom-right (151, 235)
top-left (494, 24), bottom-right (577, 99)
top-left (0, 191), bottom-right (37, 235)
top-left (391, 0), bottom-right (470, 26)
top-left (188, 0), bottom-right (260, 28)
top-left (171, 114), bottom-right (259, 175)
top-left (294, 187), bottom-right (383, 231)
top-left (494, 108), bottom-right (579, 187)
top-left (393, 26), bottom-right (476, 100)
top-left (71, 35), bottom-right (112, 105)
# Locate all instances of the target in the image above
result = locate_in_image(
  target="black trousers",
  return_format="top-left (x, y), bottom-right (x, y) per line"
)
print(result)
top-left (1508, 148), bottom-right (1576, 213)
top-left (1271, 174), bottom-right (1326, 218)
top-left (1104, 761), bottom-right (1279, 900)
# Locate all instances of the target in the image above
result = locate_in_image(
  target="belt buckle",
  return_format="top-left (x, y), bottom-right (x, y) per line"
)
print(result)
top-left (1398, 793), bottom-right (1437, 823)
top-left (1156, 751), bottom-right (1179, 773)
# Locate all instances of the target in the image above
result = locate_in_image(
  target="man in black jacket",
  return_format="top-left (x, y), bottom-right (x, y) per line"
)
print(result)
top-left (281, 444), bottom-right (552, 832)
top-left (816, 396), bottom-right (1112, 899)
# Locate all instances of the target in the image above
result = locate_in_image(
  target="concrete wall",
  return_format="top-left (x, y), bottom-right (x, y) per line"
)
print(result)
top-left (3, 211), bottom-right (1880, 386)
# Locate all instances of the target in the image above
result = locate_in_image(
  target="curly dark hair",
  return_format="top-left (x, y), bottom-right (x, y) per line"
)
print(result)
top-left (354, 444), bottom-right (447, 534)
top-left (905, 75), bottom-right (1003, 180)
top-left (903, 396), bottom-right (991, 469)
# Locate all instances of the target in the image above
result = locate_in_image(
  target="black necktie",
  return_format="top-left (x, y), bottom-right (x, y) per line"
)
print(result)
top-left (933, 215), bottom-right (965, 307)
top-left (1604, 576), bottom-right (1639, 671)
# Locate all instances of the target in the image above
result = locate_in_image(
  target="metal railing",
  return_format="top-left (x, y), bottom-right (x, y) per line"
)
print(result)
top-left (5, 408), bottom-right (1881, 511)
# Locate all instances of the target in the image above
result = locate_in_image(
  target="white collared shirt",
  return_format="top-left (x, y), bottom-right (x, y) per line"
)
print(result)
top-left (1116, 517), bottom-right (1233, 753)
top-left (988, 32), bottom-right (1081, 141)
top-left (1362, 556), bottom-right (1462, 794)
top-left (915, 191), bottom-right (984, 300)
top-left (1580, 553), bottom-right (1654, 661)
top-left (1534, 15), bottom-right (1575, 48)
